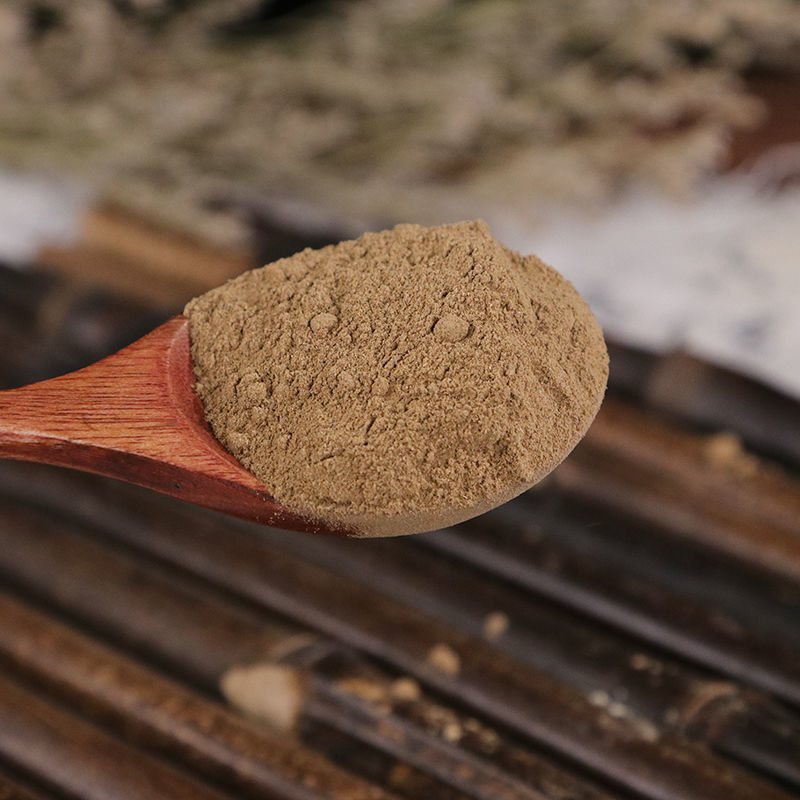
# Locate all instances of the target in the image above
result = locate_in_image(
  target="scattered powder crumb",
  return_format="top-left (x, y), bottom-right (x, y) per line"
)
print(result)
top-left (336, 677), bottom-right (387, 704)
top-left (463, 718), bottom-right (501, 754)
top-left (389, 677), bottom-right (421, 703)
top-left (702, 431), bottom-right (759, 479)
top-left (427, 643), bottom-right (461, 677)
top-left (442, 722), bottom-right (463, 743)
top-left (634, 719), bottom-right (661, 743)
top-left (630, 653), bottom-right (652, 671)
top-left (629, 652), bottom-right (665, 676)
top-left (219, 663), bottom-right (304, 732)
top-left (482, 611), bottom-right (509, 640)
top-left (418, 704), bottom-right (462, 737)
top-left (587, 687), bottom-right (661, 742)
top-left (606, 701), bottom-right (629, 719)
top-left (185, 221), bottom-right (608, 536)
top-left (588, 690), bottom-right (610, 709)
top-left (481, 731), bottom-right (501, 753)
top-left (462, 718), bottom-right (483, 734)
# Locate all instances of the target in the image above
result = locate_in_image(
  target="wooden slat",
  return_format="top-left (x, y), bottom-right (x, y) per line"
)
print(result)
top-left (0, 672), bottom-right (233, 800)
top-left (0, 467), bottom-right (788, 800)
top-left (0, 486), bottom-right (615, 800)
top-left (0, 589), bottom-right (395, 800)
top-left (559, 397), bottom-right (800, 581)
top-left (250, 522), bottom-right (800, 790)
top-left (0, 772), bottom-right (54, 800)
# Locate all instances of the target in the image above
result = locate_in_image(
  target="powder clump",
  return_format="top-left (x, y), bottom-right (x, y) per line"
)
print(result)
top-left (310, 312), bottom-right (338, 334)
top-left (433, 314), bottom-right (470, 343)
top-left (185, 221), bottom-right (608, 535)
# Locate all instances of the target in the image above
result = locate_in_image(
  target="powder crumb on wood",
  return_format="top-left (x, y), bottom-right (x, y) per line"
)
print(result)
top-left (442, 721), bottom-right (463, 742)
top-left (219, 663), bottom-right (305, 732)
top-left (633, 719), bottom-right (661, 743)
top-left (588, 689), bottom-right (610, 708)
top-left (629, 653), bottom-right (652, 671)
top-left (586, 687), bottom-right (661, 742)
top-left (418, 703), bottom-right (462, 735)
top-left (606, 700), bottom-right (630, 719)
top-left (463, 718), bottom-right (501, 753)
top-left (336, 677), bottom-right (387, 704)
top-left (702, 431), bottom-right (759, 478)
top-left (389, 677), bottom-right (421, 702)
top-left (482, 611), bottom-right (509, 640)
top-left (629, 652), bottom-right (663, 675)
top-left (427, 643), bottom-right (461, 676)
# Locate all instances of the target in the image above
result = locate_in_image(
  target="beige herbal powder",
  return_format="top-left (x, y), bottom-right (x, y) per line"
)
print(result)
top-left (185, 221), bottom-right (607, 535)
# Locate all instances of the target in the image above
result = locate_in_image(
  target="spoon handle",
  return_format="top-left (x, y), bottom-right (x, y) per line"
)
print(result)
top-left (0, 319), bottom-right (180, 466)
top-left (0, 375), bottom-right (109, 463)
top-left (0, 318), bottom-right (300, 529)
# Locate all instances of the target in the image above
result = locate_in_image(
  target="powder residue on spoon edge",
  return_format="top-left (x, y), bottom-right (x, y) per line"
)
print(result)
top-left (185, 221), bottom-right (608, 536)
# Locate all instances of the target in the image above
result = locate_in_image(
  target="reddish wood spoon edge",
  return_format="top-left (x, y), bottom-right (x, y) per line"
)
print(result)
top-left (0, 315), bottom-right (347, 535)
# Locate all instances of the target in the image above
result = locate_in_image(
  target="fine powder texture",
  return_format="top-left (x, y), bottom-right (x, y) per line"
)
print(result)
top-left (185, 221), bottom-right (608, 535)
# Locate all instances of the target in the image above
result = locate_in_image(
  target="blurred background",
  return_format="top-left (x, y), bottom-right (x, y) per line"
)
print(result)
top-left (0, 2), bottom-right (799, 799)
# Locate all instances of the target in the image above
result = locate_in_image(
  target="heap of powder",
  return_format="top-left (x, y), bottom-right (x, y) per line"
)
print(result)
top-left (185, 221), bottom-right (607, 535)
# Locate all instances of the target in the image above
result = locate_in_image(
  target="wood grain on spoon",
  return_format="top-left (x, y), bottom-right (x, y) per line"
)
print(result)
top-left (0, 316), bottom-right (343, 535)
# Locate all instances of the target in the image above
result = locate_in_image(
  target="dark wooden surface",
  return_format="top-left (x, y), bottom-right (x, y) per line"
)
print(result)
top-left (0, 261), bottom-right (798, 799)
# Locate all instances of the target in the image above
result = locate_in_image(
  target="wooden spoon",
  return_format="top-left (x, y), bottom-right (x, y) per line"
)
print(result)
top-left (0, 316), bottom-right (344, 535)
top-left (0, 315), bottom-right (567, 537)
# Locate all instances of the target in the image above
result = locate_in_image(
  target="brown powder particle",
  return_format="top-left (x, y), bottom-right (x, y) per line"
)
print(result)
top-left (630, 653), bottom-right (653, 671)
top-left (588, 690), bottom-right (610, 708)
top-left (185, 221), bottom-right (608, 536)
top-left (427, 643), bottom-right (461, 677)
top-left (482, 611), bottom-right (510, 640)
top-left (389, 677), bottom-right (421, 703)
top-left (336, 677), bottom-right (387, 704)
top-left (702, 431), bottom-right (759, 478)
top-left (442, 722), bottom-right (463, 742)
top-left (219, 663), bottom-right (304, 732)
top-left (463, 718), bottom-right (501, 754)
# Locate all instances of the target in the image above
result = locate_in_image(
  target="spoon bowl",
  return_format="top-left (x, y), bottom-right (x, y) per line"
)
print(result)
top-left (0, 316), bottom-right (345, 535)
